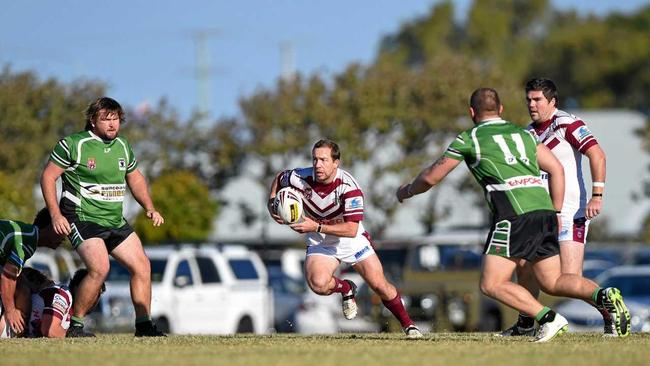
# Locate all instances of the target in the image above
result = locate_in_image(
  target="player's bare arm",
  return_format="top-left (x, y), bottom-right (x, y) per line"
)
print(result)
top-left (396, 156), bottom-right (461, 202)
top-left (40, 313), bottom-right (66, 338)
top-left (536, 143), bottom-right (565, 211)
top-left (267, 172), bottom-right (284, 224)
top-left (1, 264), bottom-right (24, 334)
top-left (40, 162), bottom-right (71, 236)
top-left (584, 144), bottom-right (606, 219)
top-left (289, 216), bottom-right (359, 237)
top-left (126, 169), bottom-right (164, 226)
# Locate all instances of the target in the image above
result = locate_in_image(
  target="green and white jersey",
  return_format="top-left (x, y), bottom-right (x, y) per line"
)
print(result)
top-left (443, 118), bottom-right (554, 220)
top-left (0, 220), bottom-right (38, 271)
top-left (49, 130), bottom-right (137, 228)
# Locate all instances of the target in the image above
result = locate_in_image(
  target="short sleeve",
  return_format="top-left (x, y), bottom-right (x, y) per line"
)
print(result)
top-left (443, 132), bottom-right (471, 161)
top-left (49, 138), bottom-right (74, 169)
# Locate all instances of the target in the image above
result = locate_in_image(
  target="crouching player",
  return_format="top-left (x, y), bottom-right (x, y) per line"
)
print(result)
top-left (1, 268), bottom-right (103, 338)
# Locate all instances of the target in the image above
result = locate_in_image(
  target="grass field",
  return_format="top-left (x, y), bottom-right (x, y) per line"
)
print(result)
top-left (1, 332), bottom-right (649, 366)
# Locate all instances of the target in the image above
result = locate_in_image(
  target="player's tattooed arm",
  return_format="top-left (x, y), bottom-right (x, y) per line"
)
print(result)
top-left (397, 155), bottom-right (461, 202)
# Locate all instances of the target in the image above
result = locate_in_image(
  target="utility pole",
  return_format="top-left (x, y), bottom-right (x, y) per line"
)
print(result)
top-left (279, 41), bottom-right (296, 82)
top-left (191, 29), bottom-right (220, 128)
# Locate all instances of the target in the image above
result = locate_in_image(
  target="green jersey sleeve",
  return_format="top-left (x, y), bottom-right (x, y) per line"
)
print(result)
top-left (443, 132), bottom-right (472, 161)
top-left (0, 221), bottom-right (37, 271)
top-left (121, 137), bottom-right (138, 173)
top-left (49, 137), bottom-right (75, 169)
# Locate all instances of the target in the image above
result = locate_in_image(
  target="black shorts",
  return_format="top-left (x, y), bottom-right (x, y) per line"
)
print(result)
top-left (68, 219), bottom-right (134, 252)
top-left (483, 210), bottom-right (559, 261)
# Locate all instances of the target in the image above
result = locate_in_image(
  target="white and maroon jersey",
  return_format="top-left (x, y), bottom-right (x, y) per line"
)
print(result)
top-left (279, 167), bottom-right (369, 247)
top-left (527, 109), bottom-right (599, 219)
top-left (28, 285), bottom-right (72, 337)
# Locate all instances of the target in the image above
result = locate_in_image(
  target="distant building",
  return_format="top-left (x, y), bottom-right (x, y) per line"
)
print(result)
top-left (211, 110), bottom-right (649, 242)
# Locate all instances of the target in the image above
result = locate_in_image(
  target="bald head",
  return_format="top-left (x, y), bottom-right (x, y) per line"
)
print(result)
top-left (469, 88), bottom-right (502, 122)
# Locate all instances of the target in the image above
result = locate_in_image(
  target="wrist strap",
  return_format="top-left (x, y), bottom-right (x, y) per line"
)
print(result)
top-left (592, 193), bottom-right (603, 197)
top-left (593, 182), bottom-right (605, 188)
top-left (317, 223), bottom-right (322, 233)
top-left (407, 184), bottom-right (414, 197)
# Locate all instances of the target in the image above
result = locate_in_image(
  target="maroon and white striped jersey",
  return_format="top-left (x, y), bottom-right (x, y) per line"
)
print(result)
top-left (279, 167), bottom-right (367, 247)
top-left (28, 285), bottom-right (72, 337)
top-left (527, 109), bottom-right (599, 219)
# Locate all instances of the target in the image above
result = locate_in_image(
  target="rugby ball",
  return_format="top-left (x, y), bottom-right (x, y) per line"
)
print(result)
top-left (274, 187), bottom-right (303, 224)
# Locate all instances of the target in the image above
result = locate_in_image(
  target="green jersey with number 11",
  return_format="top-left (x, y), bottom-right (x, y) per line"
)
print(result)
top-left (49, 130), bottom-right (137, 228)
top-left (443, 118), bottom-right (554, 220)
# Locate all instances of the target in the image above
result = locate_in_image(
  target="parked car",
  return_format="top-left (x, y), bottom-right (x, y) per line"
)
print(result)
top-left (555, 265), bottom-right (650, 333)
top-left (267, 265), bottom-right (305, 332)
top-left (25, 247), bottom-right (78, 284)
top-left (88, 244), bottom-right (273, 334)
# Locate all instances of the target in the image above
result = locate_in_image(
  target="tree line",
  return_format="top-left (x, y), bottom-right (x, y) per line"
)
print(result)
top-left (1, 0), bottom-right (648, 242)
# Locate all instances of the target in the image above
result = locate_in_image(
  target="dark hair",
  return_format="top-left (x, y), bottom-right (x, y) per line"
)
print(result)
top-left (20, 267), bottom-right (53, 291)
top-left (312, 139), bottom-right (341, 161)
top-left (68, 268), bottom-right (105, 300)
top-left (525, 78), bottom-right (558, 106)
top-left (32, 208), bottom-right (52, 230)
top-left (469, 88), bottom-right (501, 116)
top-left (84, 97), bottom-right (125, 131)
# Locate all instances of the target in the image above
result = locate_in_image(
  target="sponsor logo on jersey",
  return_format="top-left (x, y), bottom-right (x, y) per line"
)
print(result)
top-left (504, 176), bottom-right (544, 188)
top-left (118, 158), bottom-right (126, 171)
top-left (354, 245), bottom-right (371, 260)
top-left (304, 188), bottom-right (313, 200)
top-left (52, 293), bottom-right (69, 314)
top-left (573, 126), bottom-right (591, 142)
top-left (81, 183), bottom-right (126, 202)
top-left (87, 158), bottom-right (96, 170)
top-left (346, 197), bottom-right (363, 210)
top-left (104, 147), bottom-right (111, 153)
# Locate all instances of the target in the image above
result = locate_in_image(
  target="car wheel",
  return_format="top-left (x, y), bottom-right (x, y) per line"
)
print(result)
top-left (156, 317), bottom-right (170, 334)
top-left (236, 316), bottom-right (254, 333)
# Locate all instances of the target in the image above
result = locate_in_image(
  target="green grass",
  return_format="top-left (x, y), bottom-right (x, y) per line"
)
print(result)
top-left (1, 332), bottom-right (649, 366)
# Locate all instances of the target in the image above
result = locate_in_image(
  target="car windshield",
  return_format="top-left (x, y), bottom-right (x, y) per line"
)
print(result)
top-left (229, 259), bottom-right (259, 280)
top-left (107, 259), bottom-right (167, 283)
top-left (602, 274), bottom-right (650, 297)
top-left (268, 266), bottom-right (305, 294)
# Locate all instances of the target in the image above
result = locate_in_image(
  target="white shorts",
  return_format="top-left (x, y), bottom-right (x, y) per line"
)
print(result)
top-left (558, 215), bottom-right (590, 244)
top-left (306, 236), bottom-right (376, 265)
top-left (1, 315), bottom-right (16, 339)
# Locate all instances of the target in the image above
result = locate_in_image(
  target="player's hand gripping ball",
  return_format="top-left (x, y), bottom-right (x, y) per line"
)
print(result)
top-left (274, 187), bottom-right (303, 224)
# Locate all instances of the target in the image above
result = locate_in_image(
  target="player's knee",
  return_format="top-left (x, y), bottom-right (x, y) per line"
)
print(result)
top-left (306, 276), bottom-right (330, 295)
top-left (87, 263), bottom-right (109, 280)
top-left (479, 279), bottom-right (496, 297)
top-left (130, 256), bottom-right (151, 278)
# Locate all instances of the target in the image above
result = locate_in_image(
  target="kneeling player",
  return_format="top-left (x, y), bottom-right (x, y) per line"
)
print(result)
top-left (1, 268), bottom-right (104, 338)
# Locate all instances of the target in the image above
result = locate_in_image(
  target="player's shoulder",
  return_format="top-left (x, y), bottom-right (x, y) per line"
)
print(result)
top-left (553, 109), bottom-right (583, 126)
top-left (40, 285), bottom-right (72, 303)
top-left (292, 167), bottom-right (313, 178)
top-left (337, 168), bottom-right (362, 189)
top-left (114, 135), bottom-right (133, 146)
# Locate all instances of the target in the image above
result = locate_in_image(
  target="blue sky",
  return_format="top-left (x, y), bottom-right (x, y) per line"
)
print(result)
top-left (1, 0), bottom-right (646, 122)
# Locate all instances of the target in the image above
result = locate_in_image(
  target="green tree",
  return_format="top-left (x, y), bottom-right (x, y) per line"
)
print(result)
top-left (0, 66), bottom-right (105, 220)
top-left (529, 6), bottom-right (650, 110)
top-left (134, 171), bottom-right (218, 243)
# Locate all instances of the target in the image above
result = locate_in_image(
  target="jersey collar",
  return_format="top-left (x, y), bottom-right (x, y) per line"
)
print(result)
top-left (532, 108), bottom-right (558, 132)
top-left (477, 117), bottom-right (506, 125)
top-left (88, 130), bottom-right (115, 144)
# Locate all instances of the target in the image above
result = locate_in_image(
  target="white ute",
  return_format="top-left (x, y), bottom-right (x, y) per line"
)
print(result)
top-left (91, 244), bottom-right (273, 334)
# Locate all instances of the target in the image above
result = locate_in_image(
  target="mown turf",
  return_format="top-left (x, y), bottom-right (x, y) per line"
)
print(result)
top-left (1, 332), bottom-right (648, 366)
